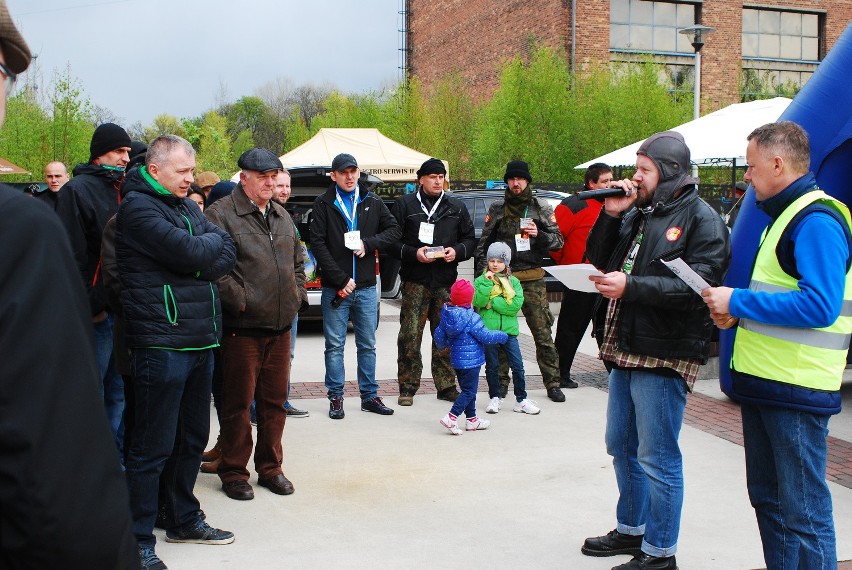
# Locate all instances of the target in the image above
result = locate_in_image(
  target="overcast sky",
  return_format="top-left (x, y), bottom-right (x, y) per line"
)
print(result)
top-left (8, 0), bottom-right (402, 127)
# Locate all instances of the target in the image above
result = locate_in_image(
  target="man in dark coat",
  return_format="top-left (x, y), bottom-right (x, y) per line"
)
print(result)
top-left (0, 4), bottom-right (139, 567)
top-left (56, 120), bottom-right (133, 459)
top-left (391, 157), bottom-right (475, 405)
top-left (117, 134), bottom-right (237, 570)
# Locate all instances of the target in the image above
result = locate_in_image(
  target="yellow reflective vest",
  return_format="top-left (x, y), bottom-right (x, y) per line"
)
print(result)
top-left (733, 191), bottom-right (852, 392)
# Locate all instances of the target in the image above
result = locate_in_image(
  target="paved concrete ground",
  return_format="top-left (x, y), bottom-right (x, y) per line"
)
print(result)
top-left (154, 299), bottom-right (852, 569)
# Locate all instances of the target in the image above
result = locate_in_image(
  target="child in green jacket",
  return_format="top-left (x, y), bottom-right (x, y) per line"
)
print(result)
top-left (473, 242), bottom-right (540, 415)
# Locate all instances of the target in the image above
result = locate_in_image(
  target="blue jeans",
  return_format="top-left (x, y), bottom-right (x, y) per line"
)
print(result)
top-left (93, 315), bottom-right (125, 460)
top-left (284, 314), bottom-right (298, 410)
top-left (126, 348), bottom-right (212, 547)
top-left (741, 401), bottom-right (837, 570)
top-left (484, 335), bottom-right (526, 401)
top-left (322, 287), bottom-right (378, 400)
top-left (605, 368), bottom-right (687, 557)
top-left (450, 366), bottom-right (480, 419)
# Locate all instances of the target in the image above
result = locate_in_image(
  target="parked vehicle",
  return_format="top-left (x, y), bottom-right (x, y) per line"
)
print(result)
top-left (284, 166), bottom-right (389, 321)
top-left (449, 188), bottom-right (571, 292)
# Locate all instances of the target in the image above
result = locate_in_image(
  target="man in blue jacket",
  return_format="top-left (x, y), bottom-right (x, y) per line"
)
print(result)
top-left (116, 134), bottom-right (237, 570)
top-left (703, 121), bottom-right (851, 570)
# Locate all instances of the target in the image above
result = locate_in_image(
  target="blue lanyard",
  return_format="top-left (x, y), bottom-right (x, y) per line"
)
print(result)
top-left (335, 189), bottom-right (358, 231)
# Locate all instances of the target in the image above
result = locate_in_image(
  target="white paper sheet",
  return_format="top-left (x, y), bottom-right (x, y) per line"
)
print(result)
top-left (661, 258), bottom-right (710, 295)
top-left (543, 264), bottom-right (605, 293)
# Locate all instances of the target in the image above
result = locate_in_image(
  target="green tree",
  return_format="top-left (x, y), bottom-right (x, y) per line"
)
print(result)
top-left (196, 111), bottom-right (234, 178)
top-left (142, 114), bottom-right (186, 142)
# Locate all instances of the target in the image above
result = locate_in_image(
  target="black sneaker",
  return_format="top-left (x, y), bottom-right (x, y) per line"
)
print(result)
top-left (285, 404), bottom-right (310, 418)
top-left (612, 553), bottom-right (678, 570)
top-left (139, 546), bottom-right (168, 570)
top-left (547, 386), bottom-right (566, 402)
top-left (560, 377), bottom-right (579, 389)
top-left (361, 396), bottom-right (394, 415)
top-left (165, 519), bottom-right (235, 545)
top-left (581, 529), bottom-right (643, 557)
top-left (329, 396), bottom-right (345, 420)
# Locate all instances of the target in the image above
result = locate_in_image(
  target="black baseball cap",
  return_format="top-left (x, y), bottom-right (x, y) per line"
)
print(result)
top-left (331, 153), bottom-right (358, 172)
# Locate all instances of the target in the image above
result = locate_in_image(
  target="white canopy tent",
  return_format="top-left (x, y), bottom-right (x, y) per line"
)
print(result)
top-left (576, 97), bottom-right (792, 169)
top-left (277, 128), bottom-right (448, 182)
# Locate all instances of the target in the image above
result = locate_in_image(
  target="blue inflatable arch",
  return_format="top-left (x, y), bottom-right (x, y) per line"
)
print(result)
top-left (719, 22), bottom-right (852, 396)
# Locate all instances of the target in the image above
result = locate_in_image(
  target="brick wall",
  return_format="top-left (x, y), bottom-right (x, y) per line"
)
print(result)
top-left (408, 0), bottom-right (852, 111)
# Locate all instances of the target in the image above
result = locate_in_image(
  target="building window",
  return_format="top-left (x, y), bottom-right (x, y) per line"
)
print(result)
top-left (610, 0), bottom-right (697, 54)
top-left (742, 8), bottom-right (820, 61)
top-left (741, 7), bottom-right (821, 98)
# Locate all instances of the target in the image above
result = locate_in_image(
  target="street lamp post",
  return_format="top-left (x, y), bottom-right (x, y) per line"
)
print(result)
top-left (679, 25), bottom-right (715, 176)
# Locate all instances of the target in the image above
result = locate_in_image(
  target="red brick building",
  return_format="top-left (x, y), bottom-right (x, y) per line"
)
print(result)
top-left (403, 0), bottom-right (852, 113)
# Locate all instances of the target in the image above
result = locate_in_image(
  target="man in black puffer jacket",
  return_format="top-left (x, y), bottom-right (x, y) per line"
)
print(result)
top-left (56, 121), bottom-right (132, 459)
top-left (116, 135), bottom-right (237, 570)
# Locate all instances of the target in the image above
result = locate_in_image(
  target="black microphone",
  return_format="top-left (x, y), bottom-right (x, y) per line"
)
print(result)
top-left (576, 188), bottom-right (629, 200)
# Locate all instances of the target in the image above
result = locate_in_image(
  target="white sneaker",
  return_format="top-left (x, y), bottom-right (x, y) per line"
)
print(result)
top-left (440, 413), bottom-right (463, 435)
top-left (485, 397), bottom-right (501, 414)
top-left (465, 417), bottom-right (491, 431)
top-left (513, 399), bottom-right (541, 415)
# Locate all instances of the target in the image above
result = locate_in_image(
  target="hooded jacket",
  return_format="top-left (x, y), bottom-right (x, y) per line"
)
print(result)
top-left (586, 185), bottom-right (730, 362)
top-left (434, 304), bottom-right (508, 369)
top-left (205, 182), bottom-right (308, 332)
top-left (55, 162), bottom-right (125, 317)
top-left (390, 189), bottom-right (476, 288)
top-left (310, 183), bottom-right (401, 291)
top-left (115, 167), bottom-right (236, 349)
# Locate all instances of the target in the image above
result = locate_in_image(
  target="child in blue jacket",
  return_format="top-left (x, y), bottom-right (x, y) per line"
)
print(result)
top-left (434, 279), bottom-right (508, 435)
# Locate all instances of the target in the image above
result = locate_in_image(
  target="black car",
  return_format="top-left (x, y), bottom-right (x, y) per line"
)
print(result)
top-left (449, 188), bottom-right (570, 292)
top-left (284, 166), bottom-right (399, 320)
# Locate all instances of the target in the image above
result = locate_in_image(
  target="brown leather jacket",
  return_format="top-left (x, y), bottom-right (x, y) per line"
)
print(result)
top-left (206, 183), bottom-right (307, 331)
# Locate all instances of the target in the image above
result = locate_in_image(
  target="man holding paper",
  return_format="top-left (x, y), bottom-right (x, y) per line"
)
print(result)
top-left (703, 121), bottom-right (850, 569)
top-left (581, 131), bottom-right (729, 570)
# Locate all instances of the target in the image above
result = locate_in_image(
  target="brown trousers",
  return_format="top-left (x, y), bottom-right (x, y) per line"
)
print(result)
top-left (218, 332), bottom-right (290, 483)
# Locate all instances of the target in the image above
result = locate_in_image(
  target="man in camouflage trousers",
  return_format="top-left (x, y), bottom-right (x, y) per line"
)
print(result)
top-left (475, 160), bottom-right (566, 403)
top-left (391, 158), bottom-right (476, 405)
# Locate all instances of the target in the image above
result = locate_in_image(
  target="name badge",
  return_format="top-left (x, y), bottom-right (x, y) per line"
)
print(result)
top-left (515, 233), bottom-right (531, 252)
top-left (419, 222), bottom-right (435, 244)
top-left (344, 230), bottom-right (361, 250)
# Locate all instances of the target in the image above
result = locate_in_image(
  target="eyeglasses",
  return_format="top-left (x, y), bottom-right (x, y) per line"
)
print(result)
top-left (0, 61), bottom-right (17, 97)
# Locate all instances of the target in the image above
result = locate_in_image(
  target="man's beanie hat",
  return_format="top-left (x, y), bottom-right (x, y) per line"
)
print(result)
top-left (486, 242), bottom-right (512, 266)
top-left (636, 131), bottom-right (698, 189)
top-left (450, 279), bottom-right (475, 307)
top-left (503, 160), bottom-right (532, 184)
top-left (0, 1), bottom-right (31, 74)
top-left (90, 123), bottom-right (132, 162)
top-left (417, 157), bottom-right (446, 178)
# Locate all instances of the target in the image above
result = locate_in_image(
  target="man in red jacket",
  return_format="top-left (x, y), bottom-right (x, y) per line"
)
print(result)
top-left (551, 163), bottom-right (612, 388)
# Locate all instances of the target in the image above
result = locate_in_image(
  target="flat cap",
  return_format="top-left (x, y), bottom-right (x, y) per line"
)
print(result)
top-left (0, 1), bottom-right (31, 74)
top-left (238, 148), bottom-right (283, 173)
top-left (196, 171), bottom-right (220, 188)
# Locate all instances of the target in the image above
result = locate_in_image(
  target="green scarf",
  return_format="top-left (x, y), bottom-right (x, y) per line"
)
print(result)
top-left (500, 186), bottom-right (532, 235)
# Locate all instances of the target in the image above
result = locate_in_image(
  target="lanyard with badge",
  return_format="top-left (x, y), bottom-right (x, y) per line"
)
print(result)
top-left (515, 206), bottom-right (534, 252)
top-left (335, 190), bottom-right (361, 251)
top-left (417, 191), bottom-right (443, 244)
